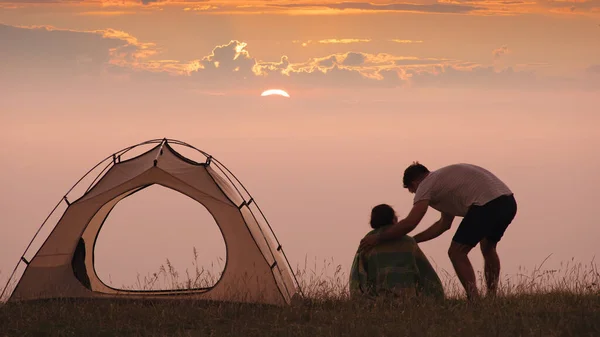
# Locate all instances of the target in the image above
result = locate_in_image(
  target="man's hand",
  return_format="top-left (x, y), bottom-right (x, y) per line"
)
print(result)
top-left (358, 200), bottom-right (429, 252)
top-left (377, 200), bottom-right (429, 243)
top-left (359, 233), bottom-right (380, 252)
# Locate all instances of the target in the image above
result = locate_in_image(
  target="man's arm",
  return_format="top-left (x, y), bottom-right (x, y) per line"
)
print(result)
top-left (413, 212), bottom-right (455, 243)
top-left (378, 200), bottom-right (430, 242)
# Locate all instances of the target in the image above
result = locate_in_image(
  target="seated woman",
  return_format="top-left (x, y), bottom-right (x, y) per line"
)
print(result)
top-left (349, 204), bottom-right (444, 300)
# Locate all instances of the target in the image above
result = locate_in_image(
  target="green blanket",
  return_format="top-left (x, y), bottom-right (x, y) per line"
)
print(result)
top-left (349, 227), bottom-right (445, 300)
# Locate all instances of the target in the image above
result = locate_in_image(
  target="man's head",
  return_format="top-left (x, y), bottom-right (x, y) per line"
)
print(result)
top-left (403, 162), bottom-right (430, 194)
top-left (370, 204), bottom-right (397, 229)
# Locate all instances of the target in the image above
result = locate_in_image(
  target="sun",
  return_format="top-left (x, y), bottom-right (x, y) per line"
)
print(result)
top-left (260, 89), bottom-right (290, 98)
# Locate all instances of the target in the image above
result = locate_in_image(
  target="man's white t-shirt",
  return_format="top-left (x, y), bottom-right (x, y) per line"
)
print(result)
top-left (413, 163), bottom-right (513, 217)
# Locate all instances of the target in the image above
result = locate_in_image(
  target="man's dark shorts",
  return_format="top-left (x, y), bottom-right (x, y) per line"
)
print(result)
top-left (453, 194), bottom-right (518, 247)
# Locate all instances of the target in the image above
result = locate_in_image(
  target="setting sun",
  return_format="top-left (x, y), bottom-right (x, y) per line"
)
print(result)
top-left (260, 89), bottom-right (290, 98)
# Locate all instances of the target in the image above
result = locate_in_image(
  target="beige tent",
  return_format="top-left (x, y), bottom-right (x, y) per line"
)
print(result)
top-left (2, 139), bottom-right (301, 305)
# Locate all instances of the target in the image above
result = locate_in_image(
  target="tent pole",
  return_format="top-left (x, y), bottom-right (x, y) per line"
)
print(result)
top-left (153, 139), bottom-right (166, 166)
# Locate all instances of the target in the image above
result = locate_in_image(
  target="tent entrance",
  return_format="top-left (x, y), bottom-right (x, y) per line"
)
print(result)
top-left (91, 184), bottom-right (227, 292)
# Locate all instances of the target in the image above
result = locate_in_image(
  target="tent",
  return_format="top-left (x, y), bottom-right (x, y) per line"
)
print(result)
top-left (1, 139), bottom-right (301, 305)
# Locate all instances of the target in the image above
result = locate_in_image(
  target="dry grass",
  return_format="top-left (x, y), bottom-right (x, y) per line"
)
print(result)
top-left (1, 257), bottom-right (599, 337)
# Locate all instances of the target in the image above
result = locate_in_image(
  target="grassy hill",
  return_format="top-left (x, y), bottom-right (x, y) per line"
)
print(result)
top-left (1, 260), bottom-right (599, 336)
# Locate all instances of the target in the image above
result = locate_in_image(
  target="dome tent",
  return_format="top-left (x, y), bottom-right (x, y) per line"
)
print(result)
top-left (1, 139), bottom-right (301, 305)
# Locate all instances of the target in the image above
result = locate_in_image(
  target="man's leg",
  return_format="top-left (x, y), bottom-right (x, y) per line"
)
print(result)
top-left (480, 194), bottom-right (518, 296)
top-left (480, 238), bottom-right (500, 296)
top-left (448, 241), bottom-right (478, 300)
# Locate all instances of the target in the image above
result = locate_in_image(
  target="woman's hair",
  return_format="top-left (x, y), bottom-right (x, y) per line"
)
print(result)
top-left (370, 204), bottom-right (396, 229)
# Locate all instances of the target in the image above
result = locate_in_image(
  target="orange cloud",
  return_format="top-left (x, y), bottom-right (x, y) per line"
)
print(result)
top-left (293, 38), bottom-right (425, 47)
top-left (493, 45), bottom-right (510, 58)
top-left (391, 39), bottom-right (424, 44)
top-left (183, 4), bottom-right (219, 11)
top-left (2, 23), bottom-right (596, 91)
top-left (0, 0), bottom-right (498, 15)
top-left (76, 11), bottom-right (137, 16)
top-left (76, 1), bottom-right (480, 15)
top-left (2, 0), bottom-right (596, 15)
top-left (265, 1), bottom-right (482, 14)
top-left (293, 38), bottom-right (371, 47)
top-left (318, 38), bottom-right (371, 44)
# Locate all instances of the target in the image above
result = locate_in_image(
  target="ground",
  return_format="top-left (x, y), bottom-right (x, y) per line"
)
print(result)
top-left (1, 293), bottom-right (599, 336)
top-left (1, 261), bottom-right (599, 336)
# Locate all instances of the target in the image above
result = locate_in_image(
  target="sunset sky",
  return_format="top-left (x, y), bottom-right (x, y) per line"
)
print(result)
top-left (1, 0), bottom-right (599, 295)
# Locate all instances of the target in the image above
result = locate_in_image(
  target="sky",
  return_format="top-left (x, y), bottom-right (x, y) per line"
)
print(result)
top-left (1, 0), bottom-right (599, 296)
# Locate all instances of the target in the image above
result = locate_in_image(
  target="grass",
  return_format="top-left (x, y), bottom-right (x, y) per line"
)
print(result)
top-left (1, 257), bottom-right (599, 337)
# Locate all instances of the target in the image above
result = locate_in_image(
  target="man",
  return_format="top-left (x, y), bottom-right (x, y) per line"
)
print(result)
top-left (359, 162), bottom-right (517, 300)
top-left (350, 204), bottom-right (445, 300)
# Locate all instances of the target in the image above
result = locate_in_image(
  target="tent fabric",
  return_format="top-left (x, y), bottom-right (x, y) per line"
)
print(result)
top-left (9, 140), bottom-right (299, 306)
top-left (349, 229), bottom-right (445, 300)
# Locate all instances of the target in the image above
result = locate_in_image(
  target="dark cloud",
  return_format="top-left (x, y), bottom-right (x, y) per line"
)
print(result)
top-left (185, 40), bottom-right (258, 87)
top-left (0, 0), bottom-right (76, 3)
top-left (343, 52), bottom-right (366, 66)
top-left (198, 40), bottom-right (255, 73)
top-left (586, 64), bottom-right (600, 74)
top-left (583, 64), bottom-right (600, 89)
top-left (539, 0), bottom-right (600, 11)
top-left (0, 24), bottom-right (124, 77)
top-left (266, 64), bottom-right (406, 89)
top-left (269, 1), bottom-right (482, 14)
top-left (447, 0), bottom-right (527, 3)
top-left (257, 55), bottom-right (290, 73)
top-left (496, 1), bottom-right (528, 4)
top-left (406, 65), bottom-right (541, 89)
top-left (394, 58), bottom-right (449, 66)
top-left (317, 55), bottom-right (338, 68)
top-left (0, 0), bottom-right (207, 5)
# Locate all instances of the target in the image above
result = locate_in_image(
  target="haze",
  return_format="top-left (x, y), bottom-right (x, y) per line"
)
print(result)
top-left (1, 0), bottom-right (599, 291)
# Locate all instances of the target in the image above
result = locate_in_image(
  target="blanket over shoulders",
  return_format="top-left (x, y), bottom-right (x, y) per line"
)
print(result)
top-left (349, 227), bottom-right (445, 300)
